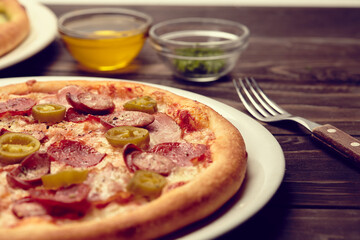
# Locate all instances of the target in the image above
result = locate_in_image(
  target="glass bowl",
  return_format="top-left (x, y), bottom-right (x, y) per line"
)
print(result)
top-left (58, 8), bottom-right (152, 71)
top-left (149, 18), bottom-right (249, 82)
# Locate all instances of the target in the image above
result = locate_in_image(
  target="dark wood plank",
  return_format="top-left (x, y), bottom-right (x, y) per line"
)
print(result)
top-left (221, 208), bottom-right (360, 240)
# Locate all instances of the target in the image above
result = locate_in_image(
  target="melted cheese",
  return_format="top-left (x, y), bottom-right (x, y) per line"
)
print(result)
top-left (167, 166), bottom-right (203, 183)
top-left (0, 88), bottom-right (214, 227)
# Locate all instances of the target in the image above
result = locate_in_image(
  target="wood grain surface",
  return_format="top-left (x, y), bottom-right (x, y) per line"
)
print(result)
top-left (1, 4), bottom-right (359, 240)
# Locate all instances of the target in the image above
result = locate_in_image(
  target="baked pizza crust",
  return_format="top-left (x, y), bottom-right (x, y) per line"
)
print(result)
top-left (0, 80), bottom-right (247, 240)
top-left (0, 0), bottom-right (30, 57)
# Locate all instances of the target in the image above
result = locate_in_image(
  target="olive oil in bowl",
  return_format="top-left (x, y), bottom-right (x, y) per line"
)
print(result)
top-left (58, 9), bottom-right (152, 71)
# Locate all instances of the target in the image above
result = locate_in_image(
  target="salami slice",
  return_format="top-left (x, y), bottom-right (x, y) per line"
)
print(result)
top-left (123, 144), bottom-right (175, 175)
top-left (47, 140), bottom-right (106, 167)
top-left (132, 152), bottom-right (175, 175)
top-left (123, 144), bottom-right (142, 173)
top-left (12, 198), bottom-right (48, 219)
top-left (146, 113), bottom-right (181, 146)
top-left (66, 92), bottom-right (115, 115)
top-left (29, 184), bottom-right (91, 216)
top-left (65, 107), bottom-right (100, 123)
top-left (29, 184), bottom-right (90, 205)
top-left (0, 102), bottom-right (7, 115)
top-left (150, 142), bottom-right (210, 166)
top-left (38, 85), bottom-right (84, 106)
top-left (6, 152), bottom-right (51, 189)
top-left (0, 128), bottom-right (10, 135)
top-left (0, 98), bottom-right (36, 116)
top-left (100, 111), bottom-right (155, 128)
top-left (56, 85), bottom-right (85, 105)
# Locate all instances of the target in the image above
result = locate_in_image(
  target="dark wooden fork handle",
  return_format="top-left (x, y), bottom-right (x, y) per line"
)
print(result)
top-left (312, 124), bottom-right (360, 167)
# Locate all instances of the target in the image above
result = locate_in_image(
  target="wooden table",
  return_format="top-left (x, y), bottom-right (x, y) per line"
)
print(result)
top-left (1, 4), bottom-right (360, 240)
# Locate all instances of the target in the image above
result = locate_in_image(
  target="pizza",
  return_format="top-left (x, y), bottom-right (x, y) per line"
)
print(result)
top-left (0, 79), bottom-right (247, 240)
top-left (0, 0), bottom-right (30, 57)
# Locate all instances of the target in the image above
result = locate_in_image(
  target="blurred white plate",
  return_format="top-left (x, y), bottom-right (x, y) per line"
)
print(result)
top-left (0, 1), bottom-right (57, 70)
top-left (38, 0), bottom-right (360, 8)
top-left (0, 76), bottom-right (285, 239)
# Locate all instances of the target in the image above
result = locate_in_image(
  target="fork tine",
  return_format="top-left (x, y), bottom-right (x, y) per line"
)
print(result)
top-left (240, 78), bottom-right (271, 117)
top-left (244, 77), bottom-right (279, 116)
top-left (232, 78), bottom-right (267, 121)
top-left (248, 77), bottom-right (288, 114)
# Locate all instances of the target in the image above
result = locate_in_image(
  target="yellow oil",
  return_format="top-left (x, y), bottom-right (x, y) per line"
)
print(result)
top-left (61, 30), bottom-right (146, 71)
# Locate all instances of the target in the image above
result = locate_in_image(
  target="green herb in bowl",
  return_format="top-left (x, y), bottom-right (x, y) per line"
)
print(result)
top-left (173, 48), bottom-right (226, 75)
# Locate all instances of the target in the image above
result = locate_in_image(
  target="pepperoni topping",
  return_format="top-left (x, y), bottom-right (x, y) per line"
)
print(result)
top-left (66, 92), bottom-right (115, 115)
top-left (29, 184), bottom-right (91, 216)
top-left (37, 85), bottom-right (84, 106)
top-left (13, 184), bottom-right (91, 218)
top-left (100, 111), bottom-right (155, 128)
top-left (56, 85), bottom-right (85, 105)
top-left (47, 140), bottom-right (106, 167)
top-left (0, 98), bottom-right (36, 117)
top-left (146, 113), bottom-right (181, 146)
top-left (132, 152), bottom-right (175, 175)
top-left (12, 198), bottom-right (48, 219)
top-left (123, 144), bottom-right (142, 172)
top-left (6, 152), bottom-right (51, 189)
top-left (123, 144), bottom-right (175, 176)
top-left (65, 108), bottom-right (88, 122)
top-left (150, 142), bottom-right (210, 166)
top-left (64, 108), bottom-right (100, 123)
top-left (7, 98), bottom-right (36, 114)
top-left (0, 128), bottom-right (10, 136)
top-left (0, 103), bottom-right (7, 116)
top-left (29, 184), bottom-right (90, 205)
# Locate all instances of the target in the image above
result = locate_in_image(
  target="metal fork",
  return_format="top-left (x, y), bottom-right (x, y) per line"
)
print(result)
top-left (233, 77), bottom-right (360, 166)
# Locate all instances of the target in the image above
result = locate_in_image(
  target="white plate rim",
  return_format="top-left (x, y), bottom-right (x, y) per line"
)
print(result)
top-left (0, 76), bottom-right (285, 239)
top-left (0, 1), bottom-right (57, 70)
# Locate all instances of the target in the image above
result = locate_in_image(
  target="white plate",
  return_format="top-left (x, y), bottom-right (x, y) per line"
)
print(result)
top-left (38, 0), bottom-right (360, 8)
top-left (0, 1), bottom-right (57, 70)
top-left (0, 76), bottom-right (285, 240)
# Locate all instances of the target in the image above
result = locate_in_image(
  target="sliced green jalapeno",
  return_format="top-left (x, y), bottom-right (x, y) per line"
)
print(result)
top-left (127, 170), bottom-right (167, 198)
top-left (105, 126), bottom-right (149, 148)
top-left (0, 133), bottom-right (41, 164)
top-left (123, 96), bottom-right (157, 114)
top-left (32, 104), bottom-right (66, 123)
top-left (41, 168), bottom-right (89, 190)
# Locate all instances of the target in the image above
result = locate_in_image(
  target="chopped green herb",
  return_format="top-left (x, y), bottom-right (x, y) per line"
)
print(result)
top-left (173, 48), bottom-right (225, 75)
